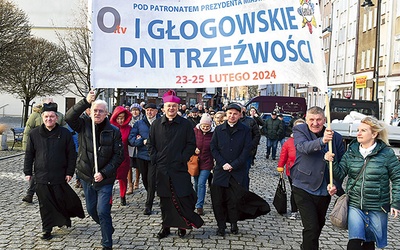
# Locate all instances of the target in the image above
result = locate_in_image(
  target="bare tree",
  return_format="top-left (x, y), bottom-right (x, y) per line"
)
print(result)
top-left (56, 3), bottom-right (105, 99)
top-left (0, 0), bottom-right (31, 78)
top-left (1, 37), bottom-right (72, 125)
top-left (248, 85), bottom-right (259, 98)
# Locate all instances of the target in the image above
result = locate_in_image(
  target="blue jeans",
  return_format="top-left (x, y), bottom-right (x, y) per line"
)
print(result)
top-left (193, 170), bottom-right (211, 209)
top-left (81, 180), bottom-right (113, 248)
top-left (279, 138), bottom-right (286, 149)
top-left (348, 206), bottom-right (388, 248)
top-left (243, 157), bottom-right (252, 190)
top-left (266, 138), bottom-right (279, 159)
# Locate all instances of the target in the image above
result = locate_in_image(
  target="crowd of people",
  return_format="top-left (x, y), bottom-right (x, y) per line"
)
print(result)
top-left (21, 91), bottom-right (400, 250)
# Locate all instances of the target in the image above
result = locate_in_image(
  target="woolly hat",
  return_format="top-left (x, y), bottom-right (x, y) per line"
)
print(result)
top-left (199, 113), bottom-right (212, 125)
top-left (130, 103), bottom-right (142, 111)
top-left (162, 90), bottom-right (180, 104)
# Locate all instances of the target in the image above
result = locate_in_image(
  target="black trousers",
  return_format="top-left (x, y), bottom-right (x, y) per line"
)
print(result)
top-left (293, 186), bottom-right (331, 250)
top-left (136, 158), bottom-right (156, 209)
top-left (210, 184), bottom-right (238, 229)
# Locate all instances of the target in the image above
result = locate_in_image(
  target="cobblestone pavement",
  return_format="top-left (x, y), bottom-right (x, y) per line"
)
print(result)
top-left (0, 137), bottom-right (399, 249)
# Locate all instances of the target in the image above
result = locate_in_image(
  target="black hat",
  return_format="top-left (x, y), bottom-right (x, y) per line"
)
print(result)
top-left (226, 103), bottom-right (241, 112)
top-left (144, 103), bottom-right (157, 109)
top-left (191, 107), bottom-right (199, 113)
top-left (271, 111), bottom-right (277, 115)
top-left (42, 103), bottom-right (58, 113)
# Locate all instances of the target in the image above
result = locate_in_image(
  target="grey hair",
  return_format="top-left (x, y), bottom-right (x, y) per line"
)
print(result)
top-left (306, 106), bottom-right (325, 117)
top-left (91, 100), bottom-right (108, 112)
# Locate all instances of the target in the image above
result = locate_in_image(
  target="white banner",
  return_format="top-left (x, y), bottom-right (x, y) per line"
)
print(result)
top-left (91, 0), bottom-right (327, 91)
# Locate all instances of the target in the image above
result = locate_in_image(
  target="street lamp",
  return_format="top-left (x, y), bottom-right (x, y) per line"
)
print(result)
top-left (361, 0), bottom-right (381, 106)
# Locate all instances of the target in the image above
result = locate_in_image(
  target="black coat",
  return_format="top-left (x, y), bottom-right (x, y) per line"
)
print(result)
top-left (240, 116), bottom-right (261, 156)
top-left (148, 115), bottom-right (196, 197)
top-left (65, 99), bottom-right (124, 187)
top-left (24, 124), bottom-right (76, 184)
top-left (210, 121), bottom-right (252, 187)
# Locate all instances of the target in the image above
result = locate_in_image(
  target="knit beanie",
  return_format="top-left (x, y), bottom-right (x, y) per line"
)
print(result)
top-left (199, 113), bottom-right (212, 125)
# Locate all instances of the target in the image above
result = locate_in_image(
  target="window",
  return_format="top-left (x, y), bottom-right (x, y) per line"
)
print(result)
top-left (363, 14), bottom-right (367, 32)
top-left (361, 51), bottom-right (365, 70)
top-left (368, 10), bottom-right (373, 30)
top-left (366, 49), bottom-right (371, 69)
top-left (394, 36), bottom-right (400, 63)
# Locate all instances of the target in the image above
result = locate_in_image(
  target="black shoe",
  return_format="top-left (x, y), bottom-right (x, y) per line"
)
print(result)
top-left (178, 228), bottom-right (186, 238)
top-left (157, 227), bottom-right (170, 239)
top-left (102, 247), bottom-right (112, 250)
top-left (120, 197), bottom-right (126, 206)
top-left (22, 194), bottom-right (33, 203)
top-left (216, 228), bottom-right (225, 236)
top-left (266, 155), bottom-right (269, 159)
top-left (41, 232), bottom-right (52, 240)
top-left (143, 207), bottom-right (152, 215)
top-left (230, 223), bottom-right (238, 234)
top-left (272, 157), bottom-right (276, 160)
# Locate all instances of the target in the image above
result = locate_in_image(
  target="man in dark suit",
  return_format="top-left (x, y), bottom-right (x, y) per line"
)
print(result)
top-left (291, 106), bottom-right (345, 250)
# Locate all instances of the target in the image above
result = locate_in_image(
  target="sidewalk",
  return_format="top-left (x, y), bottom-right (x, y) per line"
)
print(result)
top-left (0, 137), bottom-right (399, 249)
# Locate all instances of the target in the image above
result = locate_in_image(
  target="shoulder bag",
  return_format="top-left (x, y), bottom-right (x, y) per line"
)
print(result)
top-left (187, 154), bottom-right (199, 177)
top-left (329, 159), bottom-right (369, 229)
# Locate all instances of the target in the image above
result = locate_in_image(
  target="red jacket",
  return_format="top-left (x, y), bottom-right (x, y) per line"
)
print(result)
top-left (110, 106), bottom-right (132, 179)
top-left (277, 137), bottom-right (296, 177)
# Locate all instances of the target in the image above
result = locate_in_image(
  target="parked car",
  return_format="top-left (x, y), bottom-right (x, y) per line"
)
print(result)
top-left (245, 96), bottom-right (307, 116)
top-left (329, 98), bottom-right (379, 121)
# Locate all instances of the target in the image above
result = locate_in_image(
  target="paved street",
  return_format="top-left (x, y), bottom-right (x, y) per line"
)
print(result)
top-left (0, 137), bottom-right (399, 249)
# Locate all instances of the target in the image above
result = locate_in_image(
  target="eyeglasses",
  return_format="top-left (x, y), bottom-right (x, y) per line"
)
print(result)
top-left (93, 109), bottom-right (106, 114)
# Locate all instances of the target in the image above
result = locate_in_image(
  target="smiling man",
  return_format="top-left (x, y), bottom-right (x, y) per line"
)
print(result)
top-left (65, 91), bottom-right (123, 250)
top-left (24, 102), bottom-right (84, 240)
top-left (210, 103), bottom-right (254, 236)
top-left (147, 90), bottom-right (203, 239)
top-left (291, 106), bottom-right (345, 250)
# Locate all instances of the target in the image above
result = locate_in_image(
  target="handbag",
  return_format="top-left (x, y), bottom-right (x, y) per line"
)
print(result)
top-left (273, 174), bottom-right (287, 215)
top-left (329, 159), bottom-right (369, 229)
top-left (187, 154), bottom-right (199, 176)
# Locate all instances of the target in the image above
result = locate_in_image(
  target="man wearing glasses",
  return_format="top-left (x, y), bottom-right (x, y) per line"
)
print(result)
top-left (66, 91), bottom-right (123, 250)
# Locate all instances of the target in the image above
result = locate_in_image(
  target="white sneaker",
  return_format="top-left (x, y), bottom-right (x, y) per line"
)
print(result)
top-left (289, 212), bottom-right (298, 220)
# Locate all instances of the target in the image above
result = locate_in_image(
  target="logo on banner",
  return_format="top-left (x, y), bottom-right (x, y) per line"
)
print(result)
top-left (297, 0), bottom-right (317, 34)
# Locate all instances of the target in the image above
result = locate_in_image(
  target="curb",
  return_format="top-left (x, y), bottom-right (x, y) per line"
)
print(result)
top-left (0, 152), bottom-right (24, 160)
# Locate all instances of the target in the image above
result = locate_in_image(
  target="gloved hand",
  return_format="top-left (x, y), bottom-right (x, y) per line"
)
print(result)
top-left (277, 167), bottom-right (284, 173)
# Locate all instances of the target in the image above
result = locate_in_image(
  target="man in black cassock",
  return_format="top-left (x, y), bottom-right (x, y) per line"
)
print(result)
top-left (148, 90), bottom-right (204, 239)
top-left (24, 103), bottom-right (84, 240)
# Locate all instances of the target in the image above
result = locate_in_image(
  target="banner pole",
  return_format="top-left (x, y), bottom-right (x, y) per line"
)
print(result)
top-left (325, 94), bottom-right (333, 186)
top-left (91, 95), bottom-right (99, 174)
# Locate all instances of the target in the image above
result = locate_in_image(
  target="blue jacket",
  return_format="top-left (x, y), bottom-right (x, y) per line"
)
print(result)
top-left (128, 116), bottom-right (152, 161)
top-left (291, 123), bottom-right (345, 194)
top-left (210, 121), bottom-right (252, 188)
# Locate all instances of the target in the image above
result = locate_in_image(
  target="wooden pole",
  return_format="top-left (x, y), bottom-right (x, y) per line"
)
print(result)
top-left (325, 94), bottom-right (333, 186)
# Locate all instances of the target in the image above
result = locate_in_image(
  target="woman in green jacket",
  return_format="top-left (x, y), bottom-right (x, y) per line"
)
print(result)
top-left (325, 116), bottom-right (400, 250)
